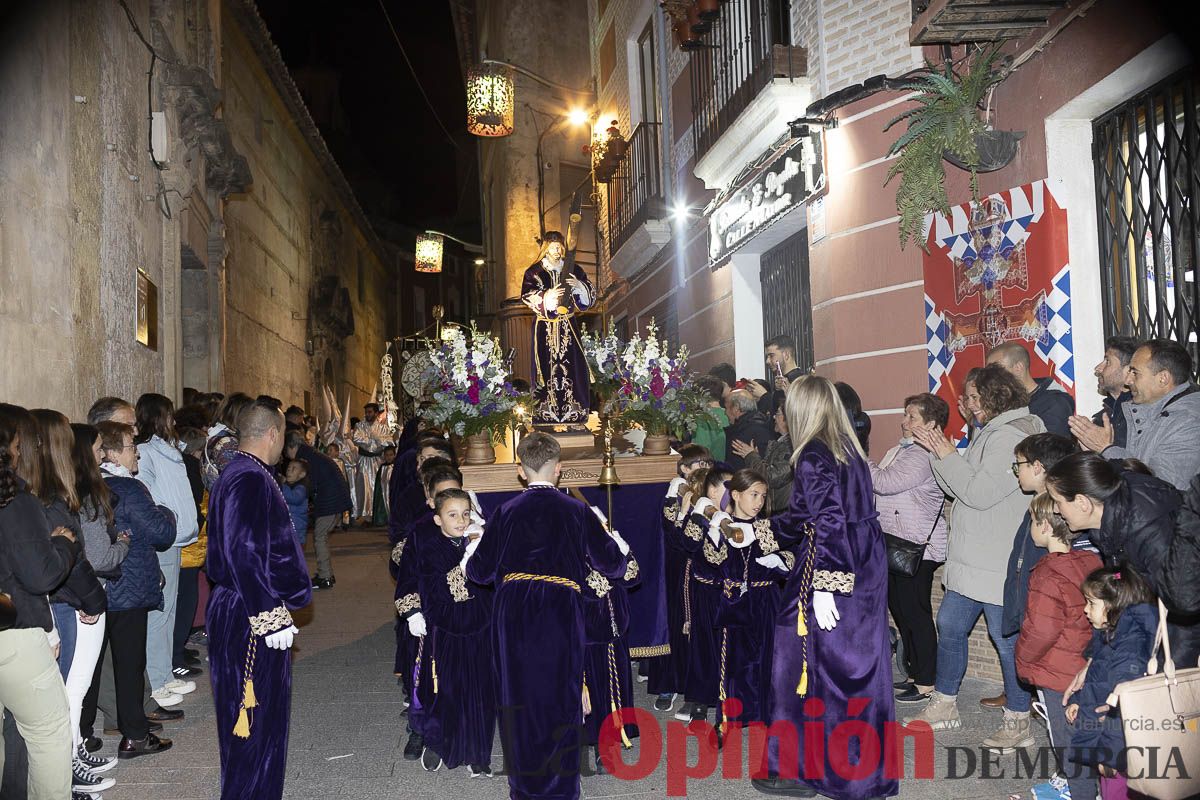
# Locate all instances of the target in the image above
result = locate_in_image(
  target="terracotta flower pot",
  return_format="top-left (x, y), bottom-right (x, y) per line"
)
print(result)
top-left (464, 432), bottom-right (497, 465)
top-left (674, 18), bottom-right (702, 51)
top-left (697, 0), bottom-right (720, 20)
top-left (642, 433), bottom-right (671, 456)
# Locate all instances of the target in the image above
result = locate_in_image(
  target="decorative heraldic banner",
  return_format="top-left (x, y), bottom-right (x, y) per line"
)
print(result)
top-left (922, 180), bottom-right (1075, 443)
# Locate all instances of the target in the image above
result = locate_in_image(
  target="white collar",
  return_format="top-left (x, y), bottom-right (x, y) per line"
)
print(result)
top-left (526, 481), bottom-right (558, 489)
top-left (100, 462), bottom-right (133, 479)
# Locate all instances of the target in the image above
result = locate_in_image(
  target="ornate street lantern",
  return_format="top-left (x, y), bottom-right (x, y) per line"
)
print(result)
top-left (415, 232), bottom-right (444, 273)
top-left (466, 63), bottom-right (515, 137)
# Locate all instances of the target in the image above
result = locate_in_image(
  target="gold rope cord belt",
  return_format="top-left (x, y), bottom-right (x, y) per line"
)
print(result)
top-left (502, 572), bottom-right (581, 593)
top-left (722, 578), bottom-right (775, 599)
top-left (692, 573), bottom-right (717, 586)
top-left (532, 310), bottom-right (595, 387)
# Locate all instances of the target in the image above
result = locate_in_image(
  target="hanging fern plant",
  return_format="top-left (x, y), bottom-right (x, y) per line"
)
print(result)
top-left (884, 46), bottom-right (1008, 250)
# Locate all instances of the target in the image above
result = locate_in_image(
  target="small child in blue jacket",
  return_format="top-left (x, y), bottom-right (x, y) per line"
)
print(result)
top-left (282, 459), bottom-right (310, 547)
top-left (1066, 566), bottom-right (1157, 798)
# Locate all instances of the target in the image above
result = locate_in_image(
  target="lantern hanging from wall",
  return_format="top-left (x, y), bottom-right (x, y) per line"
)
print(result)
top-left (415, 232), bottom-right (444, 273)
top-left (466, 63), bottom-right (515, 137)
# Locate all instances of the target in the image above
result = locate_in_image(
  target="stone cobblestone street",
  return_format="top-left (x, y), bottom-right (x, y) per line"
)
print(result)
top-left (101, 530), bottom-right (1050, 800)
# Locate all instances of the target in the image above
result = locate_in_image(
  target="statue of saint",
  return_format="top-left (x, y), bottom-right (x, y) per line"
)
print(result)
top-left (520, 231), bottom-right (594, 424)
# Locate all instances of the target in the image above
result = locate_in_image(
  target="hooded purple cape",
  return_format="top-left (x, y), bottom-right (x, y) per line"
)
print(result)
top-left (766, 440), bottom-right (897, 800)
top-left (466, 486), bottom-right (627, 800)
top-left (206, 452), bottom-right (312, 800)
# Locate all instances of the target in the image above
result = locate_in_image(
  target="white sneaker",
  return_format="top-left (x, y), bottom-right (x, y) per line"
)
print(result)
top-left (163, 679), bottom-right (196, 695)
top-left (150, 688), bottom-right (183, 707)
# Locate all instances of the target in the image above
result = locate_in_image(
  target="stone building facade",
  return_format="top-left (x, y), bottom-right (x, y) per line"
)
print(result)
top-left (0, 0), bottom-right (395, 418)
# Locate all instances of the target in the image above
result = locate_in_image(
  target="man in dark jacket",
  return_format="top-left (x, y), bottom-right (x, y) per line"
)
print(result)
top-left (1088, 335), bottom-right (1138, 449)
top-left (987, 342), bottom-right (1074, 436)
top-left (285, 431), bottom-right (351, 590)
top-left (723, 389), bottom-right (774, 471)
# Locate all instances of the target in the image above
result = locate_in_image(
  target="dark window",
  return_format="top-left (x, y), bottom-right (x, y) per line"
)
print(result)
top-left (637, 20), bottom-right (659, 124)
top-left (644, 296), bottom-right (679, 352)
top-left (1093, 68), bottom-right (1200, 374)
top-left (760, 229), bottom-right (813, 372)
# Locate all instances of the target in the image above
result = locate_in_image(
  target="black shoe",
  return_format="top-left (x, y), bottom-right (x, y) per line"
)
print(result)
top-left (654, 692), bottom-right (676, 712)
top-left (895, 686), bottom-right (933, 704)
top-left (894, 678), bottom-right (915, 690)
top-left (83, 736), bottom-right (103, 754)
top-left (312, 576), bottom-right (335, 590)
top-left (689, 704), bottom-right (708, 723)
top-left (183, 651), bottom-right (202, 666)
top-left (118, 732), bottom-right (173, 759)
top-left (751, 777), bottom-right (817, 796)
top-left (172, 664), bottom-right (202, 678)
top-left (403, 732), bottom-right (424, 760)
top-left (674, 701), bottom-right (696, 722)
top-left (72, 759), bottom-right (116, 792)
top-left (420, 747), bottom-right (443, 772)
top-left (184, 647), bottom-right (200, 658)
top-left (593, 746), bottom-right (606, 775)
top-left (146, 706), bottom-right (184, 722)
top-left (468, 763), bottom-right (493, 778)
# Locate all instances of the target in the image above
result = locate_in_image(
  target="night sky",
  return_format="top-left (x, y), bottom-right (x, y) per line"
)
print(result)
top-left (257, 0), bottom-right (478, 237)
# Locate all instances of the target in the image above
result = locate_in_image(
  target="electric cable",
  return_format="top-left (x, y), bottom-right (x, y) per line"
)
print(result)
top-left (377, 0), bottom-right (460, 151)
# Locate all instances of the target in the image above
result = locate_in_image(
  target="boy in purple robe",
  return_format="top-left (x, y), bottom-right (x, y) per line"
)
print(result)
top-left (206, 400), bottom-right (312, 800)
top-left (395, 488), bottom-right (496, 776)
top-left (464, 432), bottom-right (628, 800)
top-left (520, 231), bottom-right (594, 424)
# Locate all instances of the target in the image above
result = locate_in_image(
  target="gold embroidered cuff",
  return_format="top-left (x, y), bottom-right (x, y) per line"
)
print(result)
top-left (753, 519), bottom-right (779, 554)
top-left (662, 500), bottom-right (680, 523)
top-left (813, 569), bottom-right (855, 594)
top-left (684, 520), bottom-right (703, 542)
top-left (248, 606), bottom-right (293, 636)
top-left (780, 551), bottom-right (796, 571)
top-left (447, 566), bottom-right (470, 602)
top-left (586, 570), bottom-right (612, 598)
top-left (391, 541), bottom-right (405, 565)
top-left (395, 593), bottom-right (421, 615)
top-left (623, 557), bottom-right (640, 583)
top-left (703, 538), bottom-right (727, 565)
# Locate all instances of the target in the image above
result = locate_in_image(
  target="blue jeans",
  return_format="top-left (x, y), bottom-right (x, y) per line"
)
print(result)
top-left (934, 589), bottom-right (1031, 712)
top-left (50, 603), bottom-right (77, 681)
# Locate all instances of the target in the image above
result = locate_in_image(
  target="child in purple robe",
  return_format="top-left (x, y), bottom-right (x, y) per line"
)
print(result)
top-left (648, 445), bottom-right (713, 713)
top-left (464, 432), bottom-right (628, 800)
top-left (395, 488), bottom-right (496, 776)
top-left (674, 466), bottom-right (733, 725)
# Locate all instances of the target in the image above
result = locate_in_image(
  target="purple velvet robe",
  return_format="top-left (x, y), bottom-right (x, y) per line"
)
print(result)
top-left (206, 452), bottom-right (312, 800)
top-left (521, 261), bottom-right (594, 424)
top-left (582, 553), bottom-right (640, 749)
top-left (465, 486), bottom-right (627, 800)
top-left (767, 441), bottom-right (897, 800)
top-left (392, 512), bottom-right (434, 677)
top-left (647, 495), bottom-right (690, 696)
top-left (716, 516), bottom-right (785, 725)
top-left (395, 521), bottom-right (496, 769)
top-left (676, 508), bottom-right (724, 706)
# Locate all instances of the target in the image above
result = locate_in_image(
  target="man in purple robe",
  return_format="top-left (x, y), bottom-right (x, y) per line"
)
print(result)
top-left (464, 432), bottom-right (628, 800)
top-left (206, 400), bottom-right (313, 800)
top-left (521, 231), bottom-right (594, 424)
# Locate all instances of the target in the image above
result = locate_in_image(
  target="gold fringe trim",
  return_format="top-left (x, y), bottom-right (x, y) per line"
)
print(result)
top-left (629, 644), bottom-right (670, 658)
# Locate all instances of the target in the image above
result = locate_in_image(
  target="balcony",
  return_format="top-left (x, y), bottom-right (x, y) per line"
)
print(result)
top-left (909, 0), bottom-right (1067, 45)
top-left (606, 122), bottom-right (667, 260)
top-left (688, 0), bottom-right (809, 190)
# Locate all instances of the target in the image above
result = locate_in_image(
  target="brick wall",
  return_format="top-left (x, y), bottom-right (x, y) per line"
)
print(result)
top-left (791, 0), bottom-right (920, 97)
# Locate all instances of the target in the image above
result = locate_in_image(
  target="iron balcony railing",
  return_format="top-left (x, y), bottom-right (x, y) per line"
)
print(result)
top-left (607, 122), bottom-right (666, 256)
top-left (689, 0), bottom-right (793, 162)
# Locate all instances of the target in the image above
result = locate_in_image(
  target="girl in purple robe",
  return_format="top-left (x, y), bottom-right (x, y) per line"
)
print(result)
top-left (752, 375), bottom-right (898, 800)
top-left (709, 469), bottom-right (789, 729)
top-left (395, 489), bottom-right (496, 776)
top-left (674, 466), bottom-right (733, 724)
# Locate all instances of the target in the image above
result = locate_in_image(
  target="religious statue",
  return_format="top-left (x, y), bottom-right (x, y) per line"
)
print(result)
top-left (520, 230), bottom-right (594, 424)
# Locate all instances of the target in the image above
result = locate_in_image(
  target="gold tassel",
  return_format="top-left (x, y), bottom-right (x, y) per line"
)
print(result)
top-left (612, 701), bottom-right (633, 748)
top-left (233, 707), bottom-right (251, 738)
top-left (796, 662), bottom-right (808, 697)
top-left (797, 597), bottom-right (807, 637)
top-left (243, 679), bottom-right (257, 709)
top-left (582, 683), bottom-right (592, 716)
top-left (432, 657), bottom-right (439, 695)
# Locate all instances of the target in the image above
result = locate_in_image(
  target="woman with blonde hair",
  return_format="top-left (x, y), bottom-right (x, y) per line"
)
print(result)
top-left (751, 375), bottom-right (896, 800)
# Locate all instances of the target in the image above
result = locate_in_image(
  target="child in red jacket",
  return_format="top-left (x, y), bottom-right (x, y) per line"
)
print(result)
top-left (1016, 493), bottom-right (1102, 800)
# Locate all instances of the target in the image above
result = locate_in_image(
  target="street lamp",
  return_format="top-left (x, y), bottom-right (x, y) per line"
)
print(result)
top-left (466, 63), bottom-right (515, 137)
top-left (414, 232), bottom-right (444, 273)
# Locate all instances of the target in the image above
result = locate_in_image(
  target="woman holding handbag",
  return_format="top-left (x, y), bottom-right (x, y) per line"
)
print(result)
top-left (870, 393), bottom-right (949, 704)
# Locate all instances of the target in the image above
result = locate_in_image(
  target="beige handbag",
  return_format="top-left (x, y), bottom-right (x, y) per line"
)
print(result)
top-left (1106, 600), bottom-right (1200, 800)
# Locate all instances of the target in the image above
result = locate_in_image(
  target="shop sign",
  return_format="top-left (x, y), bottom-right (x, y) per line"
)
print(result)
top-left (709, 133), bottom-right (825, 263)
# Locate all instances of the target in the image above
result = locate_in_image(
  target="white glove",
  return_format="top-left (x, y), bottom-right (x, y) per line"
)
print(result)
top-left (707, 511), bottom-right (731, 545)
top-left (464, 520), bottom-right (484, 538)
top-left (407, 612), bottom-right (428, 638)
top-left (755, 554), bottom-right (786, 572)
top-left (459, 535), bottom-right (480, 573)
top-left (667, 477), bottom-right (687, 498)
top-left (727, 522), bottom-right (754, 549)
top-left (264, 625), bottom-right (299, 650)
top-left (693, 497), bottom-right (714, 518)
top-left (812, 591), bottom-right (840, 631)
top-left (609, 529), bottom-right (631, 556)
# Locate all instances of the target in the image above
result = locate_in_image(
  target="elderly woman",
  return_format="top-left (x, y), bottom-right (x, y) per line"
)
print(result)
top-left (732, 392), bottom-right (791, 513)
top-left (907, 363), bottom-right (1044, 752)
top-left (870, 393), bottom-right (949, 704)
